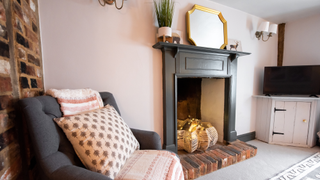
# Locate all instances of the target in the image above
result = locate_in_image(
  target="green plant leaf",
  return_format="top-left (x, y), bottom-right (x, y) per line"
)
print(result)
top-left (153, 0), bottom-right (174, 27)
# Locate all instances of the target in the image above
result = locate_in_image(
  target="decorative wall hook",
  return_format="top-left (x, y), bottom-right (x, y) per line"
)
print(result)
top-left (98, 0), bottom-right (124, 10)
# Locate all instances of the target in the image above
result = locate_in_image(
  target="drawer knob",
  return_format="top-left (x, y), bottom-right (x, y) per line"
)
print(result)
top-left (303, 119), bottom-right (307, 123)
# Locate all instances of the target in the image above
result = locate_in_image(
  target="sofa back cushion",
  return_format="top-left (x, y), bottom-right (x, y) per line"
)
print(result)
top-left (19, 92), bottom-right (121, 179)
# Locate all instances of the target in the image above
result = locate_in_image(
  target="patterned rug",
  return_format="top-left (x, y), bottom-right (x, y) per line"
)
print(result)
top-left (271, 152), bottom-right (320, 180)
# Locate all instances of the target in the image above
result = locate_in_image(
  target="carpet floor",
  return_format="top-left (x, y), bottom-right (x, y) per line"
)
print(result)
top-left (196, 139), bottom-right (320, 180)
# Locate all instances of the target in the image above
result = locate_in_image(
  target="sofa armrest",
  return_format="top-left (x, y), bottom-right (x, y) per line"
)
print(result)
top-left (130, 128), bottom-right (162, 150)
top-left (41, 151), bottom-right (111, 180)
top-left (51, 165), bottom-right (111, 180)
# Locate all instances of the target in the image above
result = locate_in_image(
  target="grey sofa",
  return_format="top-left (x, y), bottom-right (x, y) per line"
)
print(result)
top-left (19, 92), bottom-right (162, 180)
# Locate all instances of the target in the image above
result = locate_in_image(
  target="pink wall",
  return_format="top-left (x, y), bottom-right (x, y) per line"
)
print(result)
top-left (38, 0), bottom-right (278, 140)
top-left (283, 13), bottom-right (320, 65)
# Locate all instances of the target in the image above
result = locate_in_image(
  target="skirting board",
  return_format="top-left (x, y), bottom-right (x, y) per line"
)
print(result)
top-left (237, 131), bottom-right (256, 142)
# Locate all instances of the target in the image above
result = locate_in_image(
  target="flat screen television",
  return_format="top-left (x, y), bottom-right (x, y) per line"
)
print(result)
top-left (263, 65), bottom-right (320, 96)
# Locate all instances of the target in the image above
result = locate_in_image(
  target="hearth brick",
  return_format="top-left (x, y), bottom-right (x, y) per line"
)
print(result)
top-left (219, 147), bottom-right (238, 163)
top-left (227, 145), bottom-right (247, 161)
top-left (194, 154), bottom-right (216, 174)
top-left (238, 141), bottom-right (258, 156)
top-left (27, 54), bottom-right (39, 66)
top-left (223, 146), bottom-right (242, 162)
top-left (185, 154), bottom-right (206, 176)
top-left (180, 158), bottom-right (198, 179)
top-left (20, 77), bottom-right (29, 89)
top-left (216, 149), bottom-right (235, 165)
top-left (182, 167), bottom-right (188, 180)
top-left (202, 151), bottom-right (222, 169)
top-left (179, 141), bottom-right (257, 179)
top-left (231, 142), bottom-right (255, 158)
top-left (224, 146), bottom-right (242, 162)
top-left (0, 41), bottom-right (9, 58)
top-left (210, 150), bottom-right (229, 167)
top-left (0, 76), bottom-right (12, 92)
top-left (229, 143), bottom-right (250, 159)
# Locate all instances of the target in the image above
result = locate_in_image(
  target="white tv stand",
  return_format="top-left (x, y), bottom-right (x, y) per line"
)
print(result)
top-left (254, 95), bottom-right (320, 147)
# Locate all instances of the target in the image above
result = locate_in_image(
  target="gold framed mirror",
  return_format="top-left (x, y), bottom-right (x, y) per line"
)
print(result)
top-left (186, 5), bottom-right (228, 49)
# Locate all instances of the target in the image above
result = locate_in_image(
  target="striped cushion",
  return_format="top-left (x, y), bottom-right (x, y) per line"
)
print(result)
top-left (46, 88), bottom-right (103, 116)
top-left (115, 150), bottom-right (184, 180)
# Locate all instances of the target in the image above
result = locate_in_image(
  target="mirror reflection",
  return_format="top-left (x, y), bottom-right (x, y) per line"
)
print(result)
top-left (187, 5), bottom-right (228, 49)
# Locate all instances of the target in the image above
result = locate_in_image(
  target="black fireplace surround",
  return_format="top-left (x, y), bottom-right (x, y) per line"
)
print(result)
top-left (153, 42), bottom-right (250, 153)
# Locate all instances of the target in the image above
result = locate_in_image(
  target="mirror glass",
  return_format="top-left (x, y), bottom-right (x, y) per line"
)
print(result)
top-left (187, 5), bottom-right (228, 49)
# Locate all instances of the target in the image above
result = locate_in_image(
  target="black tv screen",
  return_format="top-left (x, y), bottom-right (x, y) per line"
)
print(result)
top-left (263, 65), bottom-right (320, 95)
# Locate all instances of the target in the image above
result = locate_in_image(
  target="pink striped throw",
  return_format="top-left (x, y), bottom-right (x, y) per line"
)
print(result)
top-left (115, 150), bottom-right (184, 180)
top-left (46, 88), bottom-right (104, 116)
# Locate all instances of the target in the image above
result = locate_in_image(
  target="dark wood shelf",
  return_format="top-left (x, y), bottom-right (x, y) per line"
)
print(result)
top-left (153, 42), bottom-right (251, 57)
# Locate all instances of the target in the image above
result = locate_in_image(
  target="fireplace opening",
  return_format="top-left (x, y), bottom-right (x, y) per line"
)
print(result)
top-left (177, 77), bottom-right (225, 153)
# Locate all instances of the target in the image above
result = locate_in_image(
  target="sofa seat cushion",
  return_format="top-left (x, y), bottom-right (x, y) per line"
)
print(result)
top-left (115, 150), bottom-right (184, 180)
top-left (53, 105), bottom-right (139, 179)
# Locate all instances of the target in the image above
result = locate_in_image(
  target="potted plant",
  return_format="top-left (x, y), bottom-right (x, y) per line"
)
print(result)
top-left (154, 0), bottom-right (175, 39)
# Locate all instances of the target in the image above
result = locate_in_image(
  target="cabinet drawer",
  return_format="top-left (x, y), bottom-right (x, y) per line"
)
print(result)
top-left (177, 52), bottom-right (228, 75)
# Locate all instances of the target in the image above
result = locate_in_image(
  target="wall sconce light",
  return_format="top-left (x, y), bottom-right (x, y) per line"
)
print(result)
top-left (98, 0), bottom-right (124, 10)
top-left (255, 22), bottom-right (278, 42)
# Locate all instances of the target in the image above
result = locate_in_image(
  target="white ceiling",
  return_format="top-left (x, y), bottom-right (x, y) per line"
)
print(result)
top-left (209, 0), bottom-right (320, 24)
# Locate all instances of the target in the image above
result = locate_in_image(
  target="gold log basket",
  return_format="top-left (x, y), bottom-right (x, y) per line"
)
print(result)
top-left (177, 116), bottom-right (218, 153)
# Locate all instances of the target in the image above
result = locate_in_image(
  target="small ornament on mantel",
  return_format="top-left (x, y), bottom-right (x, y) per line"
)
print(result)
top-left (156, 31), bottom-right (181, 44)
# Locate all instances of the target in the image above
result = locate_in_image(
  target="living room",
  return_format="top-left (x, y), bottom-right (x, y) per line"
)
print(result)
top-left (0, 0), bottom-right (320, 179)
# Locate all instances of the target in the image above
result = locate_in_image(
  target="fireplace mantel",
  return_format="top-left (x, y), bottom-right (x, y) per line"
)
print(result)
top-left (153, 42), bottom-right (250, 153)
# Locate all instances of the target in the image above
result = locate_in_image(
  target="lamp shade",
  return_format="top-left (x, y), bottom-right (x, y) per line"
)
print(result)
top-left (269, 24), bottom-right (278, 35)
top-left (257, 22), bottom-right (269, 32)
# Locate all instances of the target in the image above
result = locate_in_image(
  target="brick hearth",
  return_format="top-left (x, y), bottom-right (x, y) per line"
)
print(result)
top-left (179, 140), bottom-right (257, 180)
